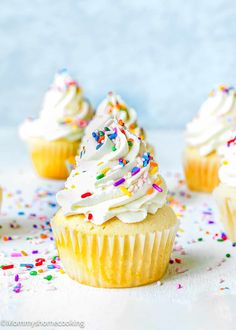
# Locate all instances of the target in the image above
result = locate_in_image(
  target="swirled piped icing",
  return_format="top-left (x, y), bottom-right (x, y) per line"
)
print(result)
top-left (57, 118), bottom-right (167, 225)
top-left (218, 134), bottom-right (236, 187)
top-left (84, 92), bottom-right (146, 141)
top-left (19, 69), bottom-right (93, 141)
top-left (186, 85), bottom-right (236, 156)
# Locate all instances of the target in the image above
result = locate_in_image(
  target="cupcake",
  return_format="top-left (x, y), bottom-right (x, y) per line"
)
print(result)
top-left (19, 69), bottom-right (93, 179)
top-left (184, 85), bottom-right (236, 192)
top-left (52, 118), bottom-right (179, 288)
top-left (214, 134), bottom-right (236, 241)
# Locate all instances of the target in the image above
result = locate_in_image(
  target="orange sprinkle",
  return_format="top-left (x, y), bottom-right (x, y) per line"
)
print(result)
top-left (40, 234), bottom-right (48, 239)
top-left (38, 269), bottom-right (44, 273)
top-left (155, 179), bottom-right (162, 186)
top-left (150, 161), bottom-right (158, 168)
top-left (118, 119), bottom-right (125, 126)
top-left (147, 187), bottom-right (154, 195)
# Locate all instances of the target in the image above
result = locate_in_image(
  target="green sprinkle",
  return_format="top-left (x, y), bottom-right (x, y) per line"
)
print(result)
top-left (198, 238), bottom-right (203, 242)
top-left (217, 238), bottom-right (224, 242)
top-left (30, 271), bottom-right (37, 276)
top-left (99, 131), bottom-right (104, 136)
top-left (128, 141), bottom-right (133, 147)
top-left (104, 127), bottom-right (110, 131)
top-left (44, 275), bottom-right (53, 281)
top-left (96, 173), bottom-right (105, 180)
top-left (226, 253), bottom-right (231, 258)
top-left (52, 256), bottom-right (58, 260)
top-left (112, 145), bottom-right (116, 151)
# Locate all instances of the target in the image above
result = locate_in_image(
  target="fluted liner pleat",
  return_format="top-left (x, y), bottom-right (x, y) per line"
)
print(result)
top-left (214, 185), bottom-right (236, 242)
top-left (28, 138), bottom-right (80, 179)
top-left (184, 147), bottom-right (220, 193)
top-left (52, 222), bottom-right (179, 288)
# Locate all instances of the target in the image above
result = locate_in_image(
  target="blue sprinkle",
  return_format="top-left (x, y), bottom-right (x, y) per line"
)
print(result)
top-left (18, 211), bottom-right (25, 216)
top-left (47, 265), bottom-right (55, 269)
top-left (96, 143), bottom-right (103, 150)
top-left (108, 133), bottom-right (117, 140)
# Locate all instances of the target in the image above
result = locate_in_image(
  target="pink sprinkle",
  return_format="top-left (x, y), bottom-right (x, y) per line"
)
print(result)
top-left (11, 253), bottom-right (22, 257)
top-left (152, 184), bottom-right (163, 192)
top-left (114, 178), bottom-right (125, 187)
top-left (176, 283), bottom-right (183, 289)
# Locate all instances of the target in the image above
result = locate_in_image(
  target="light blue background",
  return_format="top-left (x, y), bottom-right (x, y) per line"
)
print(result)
top-left (1, 0), bottom-right (236, 129)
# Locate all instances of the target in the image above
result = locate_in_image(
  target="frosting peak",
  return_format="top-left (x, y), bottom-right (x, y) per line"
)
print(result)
top-left (57, 119), bottom-right (167, 225)
top-left (186, 85), bottom-right (236, 156)
top-left (20, 69), bottom-right (93, 142)
top-left (84, 92), bottom-right (145, 141)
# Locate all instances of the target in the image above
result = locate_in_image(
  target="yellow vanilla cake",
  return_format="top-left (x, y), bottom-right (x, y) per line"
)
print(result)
top-left (184, 85), bottom-right (236, 192)
top-left (52, 118), bottom-right (179, 288)
top-left (19, 69), bottom-right (93, 179)
top-left (214, 135), bottom-right (236, 242)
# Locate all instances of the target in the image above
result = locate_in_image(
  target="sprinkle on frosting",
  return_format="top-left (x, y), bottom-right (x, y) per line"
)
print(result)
top-left (186, 85), bottom-right (236, 156)
top-left (19, 69), bottom-right (93, 142)
top-left (56, 118), bottom-right (167, 225)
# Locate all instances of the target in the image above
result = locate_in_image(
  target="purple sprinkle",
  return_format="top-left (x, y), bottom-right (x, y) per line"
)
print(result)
top-left (15, 274), bottom-right (19, 282)
top-left (152, 184), bottom-right (163, 192)
top-left (32, 250), bottom-right (38, 254)
top-left (131, 167), bottom-right (140, 176)
top-left (114, 178), bottom-right (125, 187)
top-left (208, 220), bottom-right (215, 224)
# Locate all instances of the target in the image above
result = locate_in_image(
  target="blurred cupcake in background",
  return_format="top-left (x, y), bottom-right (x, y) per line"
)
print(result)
top-left (52, 118), bottom-right (178, 288)
top-left (19, 69), bottom-right (93, 179)
top-left (214, 134), bottom-right (236, 242)
top-left (66, 92), bottom-right (154, 172)
top-left (184, 85), bottom-right (236, 192)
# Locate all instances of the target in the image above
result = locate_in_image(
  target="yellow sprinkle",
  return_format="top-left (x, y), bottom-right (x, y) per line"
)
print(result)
top-left (60, 269), bottom-right (65, 274)
top-left (150, 166), bottom-right (158, 175)
top-left (219, 84), bottom-right (226, 91)
top-left (178, 228), bottom-right (184, 233)
top-left (97, 162), bottom-right (104, 166)
top-left (38, 269), bottom-right (44, 273)
top-left (120, 186), bottom-right (131, 197)
top-left (223, 160), bottom-right (228, 165)
top-left (21, 250), bottom-right (28, 256)
top-left (64, 117), bottom-right (72, 123)
top-left (71, 185), bottom-right (76, 189)
top-left (101, 167), bottom-right (110, 174)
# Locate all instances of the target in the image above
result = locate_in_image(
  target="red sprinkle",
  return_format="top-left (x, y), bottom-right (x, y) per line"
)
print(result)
top-left (35, 258), bottom-right (45, 263)
top-left (2, 264), bottom-right (14, 270)
top-left (81, 192), bottom-right (92, 199)
top-left (175, 258), bottom-right (182, 264)
top-left (88, 213), bottom-right (93, 220)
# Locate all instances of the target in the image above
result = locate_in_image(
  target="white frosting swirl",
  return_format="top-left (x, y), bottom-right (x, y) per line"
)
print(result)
top-left (57, 118), bottom-right (167, 225)
top-left (186, 85), bottom-right (236, 156)
top-left (218, 134), bottom-right (236, 187)
top-left (84, 92), bottom-right (146, 141)
top-left (19, 69), bottom-right (93, 141)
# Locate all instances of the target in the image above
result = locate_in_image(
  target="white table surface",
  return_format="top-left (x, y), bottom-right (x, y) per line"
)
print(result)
top-left (1, 127), bottom-right (236, 330)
